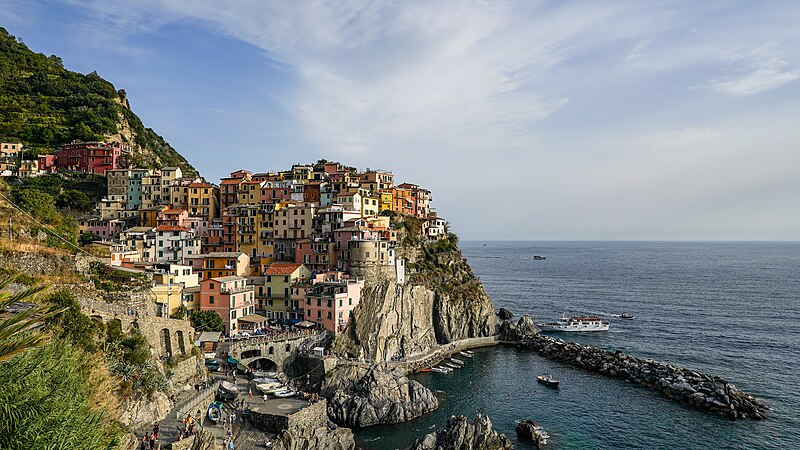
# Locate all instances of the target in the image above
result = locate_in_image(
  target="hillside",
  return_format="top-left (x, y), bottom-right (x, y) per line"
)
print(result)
top-left (0, 27), bottom-right (197, 176)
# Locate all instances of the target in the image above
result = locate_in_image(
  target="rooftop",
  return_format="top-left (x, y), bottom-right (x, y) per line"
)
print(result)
top-left (155, 225), bottom-right (189, 232)
top-left (265, 262), bottom-right (304, 275)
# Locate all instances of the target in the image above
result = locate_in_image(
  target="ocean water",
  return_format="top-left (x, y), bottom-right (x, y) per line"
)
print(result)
top-left (355, 241), bottom-right (800, 449)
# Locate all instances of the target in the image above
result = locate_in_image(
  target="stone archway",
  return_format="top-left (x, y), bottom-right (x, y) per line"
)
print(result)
top-left (161, 328), bottom-right (172, 357)
top-left (176, 330), bottom-right (186, 355)
top-left (241, 349), bottom-right (261, 359)
top-left (248, 358), bottom-right (278, 371)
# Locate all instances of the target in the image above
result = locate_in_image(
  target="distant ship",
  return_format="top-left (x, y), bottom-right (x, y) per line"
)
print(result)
top-left (533, 255), bottom-right (546, 260)
top-left (537, 316), bottom-right (610, 332)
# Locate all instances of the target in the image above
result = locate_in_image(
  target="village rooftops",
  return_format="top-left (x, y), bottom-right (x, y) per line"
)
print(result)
top-left (265, 262), bottom-right (304, 275)
top-left (209, 276), bottom-right (247, 282)
top-left (206, 252), bottom-right (246, 258)
top-left (124, 226), bottom-right (156, 233)
top-left (155, 225), bottom-right (190, 232)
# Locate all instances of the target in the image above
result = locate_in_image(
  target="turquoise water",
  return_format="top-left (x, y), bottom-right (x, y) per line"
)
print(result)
top-left (355, 241), bottom-right (800, 449)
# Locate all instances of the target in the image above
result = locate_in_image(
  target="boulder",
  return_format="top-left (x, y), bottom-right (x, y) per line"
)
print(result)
top-left (411, 413), bottom-right (513, 450)
top-left (498, 308), bottom-right (514, 320)
top-left (321, 364), bottom-right (438, 428)
top-left (271, 421), bottom-right (355, 450)
top-left (515, 419), bottom-right (547, 449)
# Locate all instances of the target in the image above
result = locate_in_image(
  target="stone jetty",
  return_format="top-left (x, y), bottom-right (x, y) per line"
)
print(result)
top-left (505, 317), bottom-right (769, 420)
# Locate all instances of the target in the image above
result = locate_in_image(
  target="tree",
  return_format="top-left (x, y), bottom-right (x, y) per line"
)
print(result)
top-left (11, 189), bottom-right (57, 224)
top-left (0, 276), bottom-right (58, 364)
top-left (79, 232), bottom-right (101, 246)
top-left (190, 310), bottom-right (224, 332)
top-left (56, 189), bottom-right (93, 212)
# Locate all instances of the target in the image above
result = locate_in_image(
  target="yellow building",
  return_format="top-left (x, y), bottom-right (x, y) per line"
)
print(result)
top-left (188, 182), bottom-right (220, 221)
top-left (139, 205), bottom-right (168, 228)
top-left (361, 194), bottom-right (380, 217)
top-left (379, 191), bottom-right (393, 211)
top-left (152, 283), bottom-right (184, 318)
top-left (257, 262), bottom-right (311, 319)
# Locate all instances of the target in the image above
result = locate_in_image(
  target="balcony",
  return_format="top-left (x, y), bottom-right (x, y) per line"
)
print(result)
top-left (220, 285), bottom-right (254, 295)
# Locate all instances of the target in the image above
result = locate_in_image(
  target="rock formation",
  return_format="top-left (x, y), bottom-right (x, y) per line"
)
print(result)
top-left (522, 333), bottom-right (769, 420)
top-left (498, 308), bottom-right (514, 320)
top-left (271, 421), bottom-right (355, 450)
top-left (500, 315), bottom-right (537, 341)
top-left (515, 419), bottom-right (548, 449)
top-left (321, 364), bottom-right (438, 428)
top-left (333, 229), bottom-right (497, 362)
top-left (411, 413), bottom-right (513, 450)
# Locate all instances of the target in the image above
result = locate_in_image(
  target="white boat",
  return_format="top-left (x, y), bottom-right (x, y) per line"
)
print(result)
top-left (252, 370), bottom-right (278, 378)
top-left (256, 382), bottom-right (283, 393)
top-left (253, 377), bottom-right (280, 384)
top-left (450, 357), bottom-right (465, 365)
top-left (459, 351), bottom-right (474, 358)
top-left (273, 389), bottom-right (296, 398)
top-left (537, 315), bottom-right (610, 332)
top-left (436, 365), bottom-right (452, 372)
top-left (219, 381), bottom-right (240, 393)
top-left (446, 362), bottom-right (461, 369)
top-left (431, 367), bottom-right (449, 373)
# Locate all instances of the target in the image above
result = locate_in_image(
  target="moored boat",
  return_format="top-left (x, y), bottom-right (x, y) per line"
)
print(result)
top-left (253, 377), bottom-right (279, 384)
top-left (459, 351), bottom-right (474, 358)
top-left (219, 380), bottom-right (240, 394)
top-left (256, 382), bottom-right (283, 393)
top-left (536, 373), bottom-right (559, 387)
top-left (419, 367), bottom-right (432, 373)
top-left (273, 389), bottom-right (296, 398)
top-left (431, 367), bottom-right (449, 373)
top-left (450, 357), bottom-right (465, 365)
top-left (207, 401), bottom-right (223, 423)
top-left (446, 362), bottom-right (461, 369)
top-left (537, 315), bottom-right (610, 332)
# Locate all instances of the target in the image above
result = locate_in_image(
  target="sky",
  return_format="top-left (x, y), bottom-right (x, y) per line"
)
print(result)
top-left (2, 1), bottom-right (799, 240)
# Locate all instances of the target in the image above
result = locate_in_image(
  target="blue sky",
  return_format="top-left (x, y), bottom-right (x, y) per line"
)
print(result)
top-left (2, 1), bottom-right (799, 240)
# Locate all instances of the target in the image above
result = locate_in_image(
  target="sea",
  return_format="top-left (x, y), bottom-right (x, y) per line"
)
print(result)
top-left (355, 241), bottom-right (800, 449)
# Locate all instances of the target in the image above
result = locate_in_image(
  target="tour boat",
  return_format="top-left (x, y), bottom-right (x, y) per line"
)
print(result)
top-left (207, 401), bottom-right (223, 423)
top-left (459, 351), bottom-right (474, 358)
top-left (536, 374), bottom-right (559, 387)
top-left (431, 367), bottom-right (449, 373)
top-left (537, 315), bottom-right (610, 332)
top-left (620, 312), bottom-right (635, 320)
top-left (273, 389), bottom-right (296, 398)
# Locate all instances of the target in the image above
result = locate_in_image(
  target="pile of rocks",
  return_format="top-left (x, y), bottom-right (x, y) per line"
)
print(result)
top-left (411, 413), bottom-right (513, 450)
top-left (515, 419), bottom-right (548, 449)
top-left (522, 333), bottom-right (769, 420)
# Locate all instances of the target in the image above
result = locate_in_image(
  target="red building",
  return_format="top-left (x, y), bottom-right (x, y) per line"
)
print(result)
top-left (52, 141), bottom-right (131, 175)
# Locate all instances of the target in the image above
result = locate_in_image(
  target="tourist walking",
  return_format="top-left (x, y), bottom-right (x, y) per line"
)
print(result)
top-left (139, 435), bottom-right (148, 450)
top-left (148, 432), bottom-right (156, 449)
top-left (152, 422), bottom-right (159, 440)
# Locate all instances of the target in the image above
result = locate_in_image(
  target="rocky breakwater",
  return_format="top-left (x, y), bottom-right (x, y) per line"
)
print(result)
top-left (519, 329), bottom-right (769, 420)
top-left (411, 413), bottom-right (513, 450)
top-left (270, 400), bottom-right (355, 450)
top-left (320, 363), bottom-right (438, 428)
top-left (333, 228), bottom-right (497, 362)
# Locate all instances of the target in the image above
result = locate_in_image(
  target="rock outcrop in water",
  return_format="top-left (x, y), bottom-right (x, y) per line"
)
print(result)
top-left (410, 413), bottom-right (513, 450)
top-left (271, 421), bottom-right (355, 450)
top-left (500, 315), bottom-right (537, 342)
top-left (521, 333), bottom-right (769, 420)
top-left (320, 363), bottom-right (438, 428)
top-left (515, 419), bottom-right (548, 449)
top-left (333, 225), bottom-right (497, 362)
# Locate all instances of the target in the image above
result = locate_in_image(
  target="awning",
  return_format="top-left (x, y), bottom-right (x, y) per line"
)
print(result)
top-left (238, 314), bottom-right (269, 323)
top-left (289, 319), bottom-right (301, 324)
top-left (296, 320), bottom-right (316, 329)
top-left (198, 331), bottom-right (222, 343)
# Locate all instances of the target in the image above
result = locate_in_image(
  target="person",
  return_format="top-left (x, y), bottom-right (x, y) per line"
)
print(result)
top-left (152, 422), bottom-right (159, 440)
top-left (139, 435), bottom-right (148, 450)
top-left (148, 432), bottom-right (156, 449)
top-left (228, 438), bottom-right (235, 449)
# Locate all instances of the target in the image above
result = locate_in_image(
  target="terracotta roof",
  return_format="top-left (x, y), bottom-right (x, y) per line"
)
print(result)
top-left (188, 183), bottom-right (214, 188)
top-left (162, 208), bottom-right (185, 215)
top-left (221, 178), bottom-right (243, 185)
top-left (265, 262), bottom-right (304, 275)
top-left (155, 225), bottom-right (189, 232)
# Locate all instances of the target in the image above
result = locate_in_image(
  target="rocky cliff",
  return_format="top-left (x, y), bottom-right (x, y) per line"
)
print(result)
top-left (320, 364), bottom-right (438, 428)
top-left (333, 227), bottom-right (497, 361)
top-left (411, 413), bottom-right (513, 450)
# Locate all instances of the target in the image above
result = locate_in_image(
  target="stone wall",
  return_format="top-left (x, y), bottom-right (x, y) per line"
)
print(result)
top-left (230, 332), bottom-right (317, 372)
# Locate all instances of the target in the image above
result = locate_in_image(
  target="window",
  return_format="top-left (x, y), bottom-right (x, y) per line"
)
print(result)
top-left (210, 296), bottom-right (215, 304)
top-left (339, 299), bottom-right (342, 307)
top-left (349, 298), bottom-right (352, 305)
top-left (316, 310), bottom-right (321, 317)
top-left (307, 309), bottom-right (311, 316)
top-left (327, 312), bottom-right (332, 319)
top-left (210, 283), bottom-right (214, 289)
top-left (231, 310), bottom-right (237, 319)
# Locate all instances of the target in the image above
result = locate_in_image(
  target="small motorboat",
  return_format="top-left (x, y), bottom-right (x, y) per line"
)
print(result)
top-left (253, 377), bottom-right (279, 384)
top-left (537, 373), bottom-right (559, 387)
top-left (227, 356), bottom-right (239, 366)
top-left (459, 351), bottom-right (474, 358)
top-left (252, 370), bottom-right (278, 378)
top-left (273, 389), bottom-right (296, 398)
top-left (219, 381), bottom-right (240, 394)
top-left (620, 312), bottom-right (635, 320)
top-left (533, 255), bottom-right (546, 260)
top-left (264, 384), bottom-right (289, 394)
top-left (436, 365), bottom-right (452, 372)
top-left (207, 401), bottom-right (223, 423)
top-left (450, 357), bottom-right (465, 365)
top-left (419, 367), bottom-right (432, 373)
top-left (431, 367), bottom-right (449, 373)
top-left (446, 362), bottom-right (461, 369)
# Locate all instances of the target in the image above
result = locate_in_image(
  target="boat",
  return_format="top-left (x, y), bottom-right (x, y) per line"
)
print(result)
top-left (219, 380), bottom-right (240, 394)
top-left (537, 373), bottom-right (559, 387)
top-left (419, 367), bottom-right (432, 373)
top-left (436, 365), bottom-right (452, 372)
top-left (537, 315), bottom-right (610, 332)
top-left (264, 384), bottom-right (289, 394)
top-left (449, 357), bottom-right (465, 365)
top-left (445, 362), bottom-right (461, 369)
top-left (431, 367), bottom-right (449, 373)
top-left (620, 312), bottom-right (635, 320)
top-left (256, 382), bottom-right (283, 393)
top-left (253, 377), bottom-right (280, 384)
top-left (252, 370), bottom-right (278, 378)
top-left (207, 401), bottom-right (223, 423)
top-left (533, 255), bottom-right (546, 260)
top-left (273, 389), bottom-right (296, 398)
top-left (459, 351), bottom-right (474, 358)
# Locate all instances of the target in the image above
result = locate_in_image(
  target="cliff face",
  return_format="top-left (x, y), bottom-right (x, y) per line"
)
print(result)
top-left (320, 364), bottom-right (439, 428)
top-left (333, 228), bottom-right (497, 361)
top-left (411, 413), bottom-right (513, 450)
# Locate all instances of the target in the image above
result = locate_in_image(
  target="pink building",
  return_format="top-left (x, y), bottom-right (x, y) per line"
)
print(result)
top-left (199, 276), bottom-right (258, 334)
top-left (304, 278), bottom-right (364, 333)
top-left (78, 217), bottom-right (125, 239)
top-left (157, 208), bottom-right (190, 228)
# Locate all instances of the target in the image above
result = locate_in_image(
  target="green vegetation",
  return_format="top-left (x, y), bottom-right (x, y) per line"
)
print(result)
top-left (0, 343), bottom-right (123, 450)
top-left (0, 27), bottom-right (196, 175)
top-left (190, 310), bottom-right (224, 332)
top-left (89, 261), bottom-right (151, 292)
top-left (0, 276), bottom-right (53, 363)
top-left (56, 189), bottom-right (93, 212)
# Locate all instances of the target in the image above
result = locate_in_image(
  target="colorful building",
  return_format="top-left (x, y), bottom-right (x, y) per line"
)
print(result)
top-left (304, 278), bottom-right (364, 333)
top-left (199, 276), bottom-right (257, 334)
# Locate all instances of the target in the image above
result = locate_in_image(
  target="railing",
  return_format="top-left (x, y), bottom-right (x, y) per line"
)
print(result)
top-left (220, 286), bottom-right (254, 295)
top-left (229, 330), bottom-right (324, 354)
top-left (174, 379), bottom-right (219, 421)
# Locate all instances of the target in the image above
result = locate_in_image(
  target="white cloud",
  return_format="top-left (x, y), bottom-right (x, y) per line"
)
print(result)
top-left (708, 58), bottom-right (800, 96)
